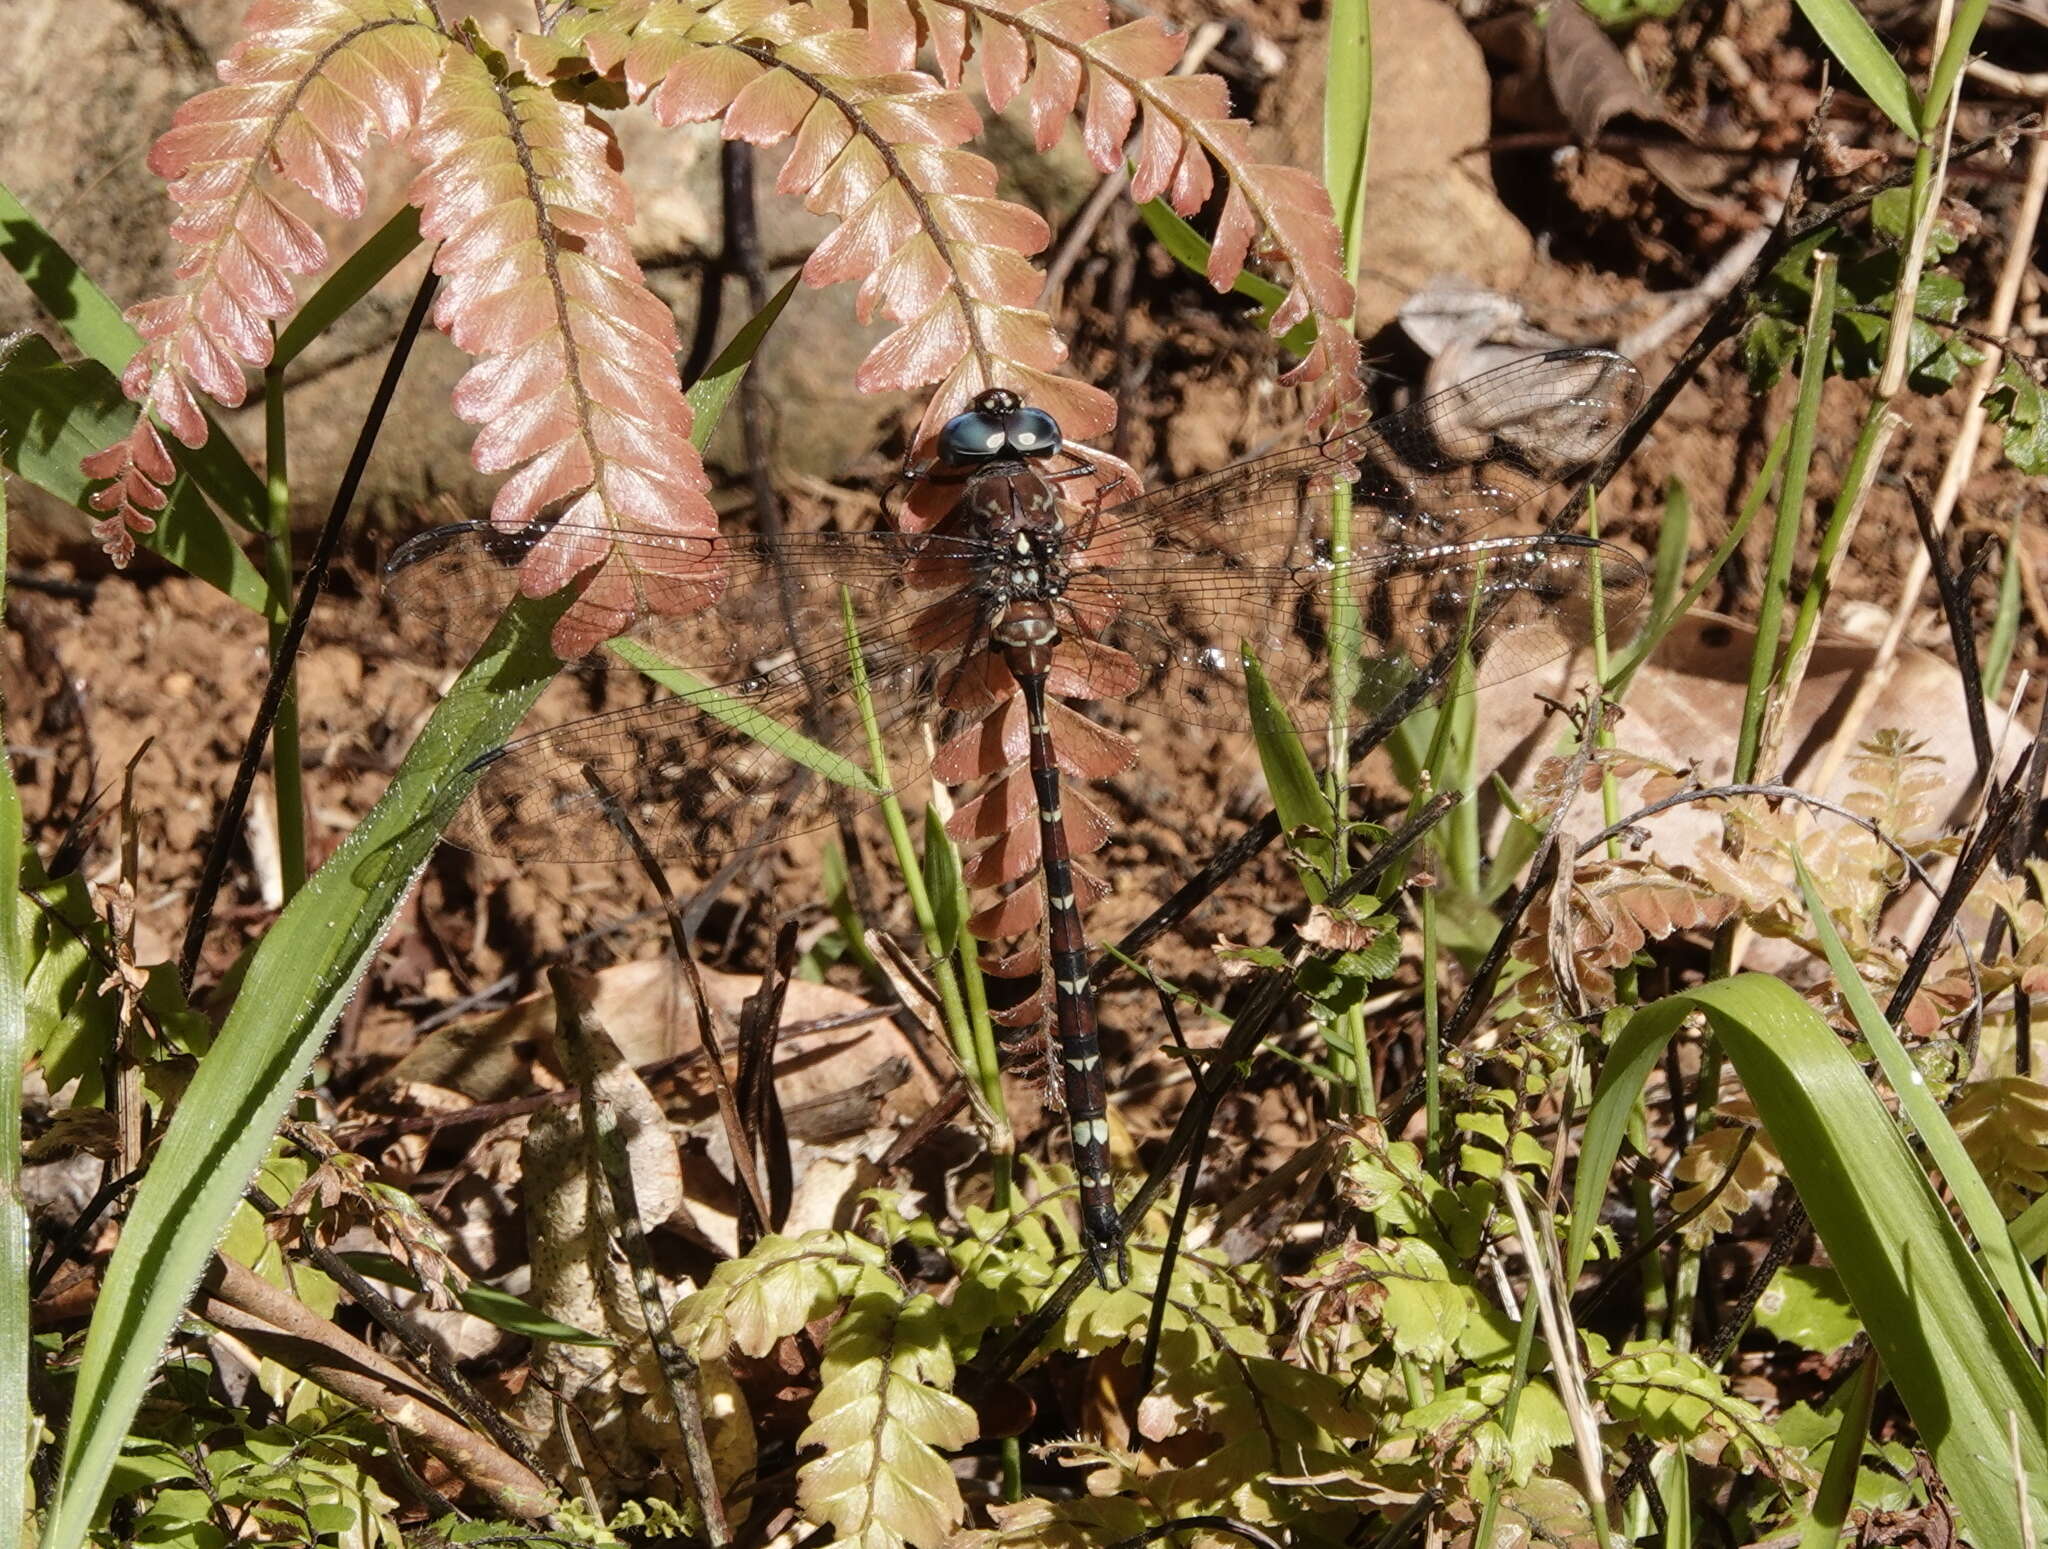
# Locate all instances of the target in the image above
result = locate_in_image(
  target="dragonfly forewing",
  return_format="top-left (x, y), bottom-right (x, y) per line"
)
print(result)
top-left (387, 347), bottom-right (1647, 865)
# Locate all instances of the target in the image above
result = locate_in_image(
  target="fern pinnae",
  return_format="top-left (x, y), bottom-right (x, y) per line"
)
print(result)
top-left (407, 43), bottom-right (720, 658)
top-left (83, 0), bottom-right (449, 560)
top-left (911, 0), bottom-right (1365, 420)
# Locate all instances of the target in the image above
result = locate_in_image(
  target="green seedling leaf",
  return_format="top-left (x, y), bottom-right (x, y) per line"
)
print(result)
top-left (0, 335), bottom-right (277, 617)
top-left (1754, 1264), bottom-right (1862, 1353)
top-left (1982, 358), bottom-right (2048, 474)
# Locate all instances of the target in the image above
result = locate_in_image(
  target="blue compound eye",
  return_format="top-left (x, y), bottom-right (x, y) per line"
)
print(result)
top-left (1002, 405), bottom-right (1062, 457)
top-left (937, 409), bottom-right (1008, 465)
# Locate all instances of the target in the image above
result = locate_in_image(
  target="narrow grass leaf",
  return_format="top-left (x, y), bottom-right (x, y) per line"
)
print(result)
top-left (1980, 508), bottom-right (2023, 697)
top-left (1796, 1352), bottom-right (1878, 1549)
top-left (1794, 854), bottom-right (2047, 1342)
top-left (923, 805), bottom-right (967, 956)
top-left (1137, 199), bottom-right (1319, 356)
top-left (338, 1251), bottom-right (612, 1345)
top-left (1323, 0), bottom-right (1371, 284)
top-left (0, 180), bottom-right (265, 529)
top-left (0, 334), bottom-right (277, 618)
top-left (685, 273), bottom-right (799, 444)
top-left (0, 478), bottom-right (31, 1549)
top-left (42, 595), bottom-right (571, 1548)
top-left (1574, 973), bottom-right (2048, 1545)
top-left (274, 205), bottom-right (422, 369)
top-left (1244, 644), bottom-right (1335, 900)
top-left (1920, 0), bottom-right (1992, 137)
top-left (1791, 0), bottom-right (1918, 138)
top-left (604, 638), bottom-right (884, 796)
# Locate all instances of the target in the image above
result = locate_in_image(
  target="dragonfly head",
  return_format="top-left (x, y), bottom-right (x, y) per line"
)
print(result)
top-left (938, 389), bottom-right (1064, 467)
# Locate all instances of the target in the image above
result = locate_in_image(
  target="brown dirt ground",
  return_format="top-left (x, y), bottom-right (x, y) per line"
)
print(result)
top-left (7, 6), bottom-right (2047, 1503)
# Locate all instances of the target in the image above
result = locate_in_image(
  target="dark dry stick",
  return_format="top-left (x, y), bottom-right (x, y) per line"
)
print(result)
top-left (548, 968), bottom-right (731, 1546)
top-left (1885, 737), bottom-right (2036, 1035)
top-left (246, 1178), bottom-right (555, 1490)
top-left (733, 920), bottom-right (799, 1250)
top-left (177, 267), bottom-right (441, 990)
top-left (1907, 478), bottom-right (1993, 783)
top-left (577, 765), bottom-right (776, 1231)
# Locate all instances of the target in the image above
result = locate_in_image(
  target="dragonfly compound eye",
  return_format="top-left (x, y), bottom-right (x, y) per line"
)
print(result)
top-left (938, 409), bottom-right (1009, 465)
top-left (1002, 406), bottom-right (1062, 457)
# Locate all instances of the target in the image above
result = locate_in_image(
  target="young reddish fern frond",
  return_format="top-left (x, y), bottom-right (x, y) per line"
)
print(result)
top-left (607, 2), bottom-right (1117, 444)
top-left (907, 0), bottom-right (1364, 420)
top-left (406, 47), bottom-right (719, 657)
top-left (82, 0), bottom-right (447, 561)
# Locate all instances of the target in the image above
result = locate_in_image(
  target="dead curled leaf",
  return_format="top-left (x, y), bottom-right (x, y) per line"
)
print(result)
top-left (1302, 907), bottom-right (1383, 953)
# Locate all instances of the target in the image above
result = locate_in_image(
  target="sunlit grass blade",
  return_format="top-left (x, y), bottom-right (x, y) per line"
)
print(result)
top-left (1791, 0), bottom-right (1918, 137)
top-left (1136, 199), bottom-right (1317, 356)
top-left (0, 477), bottom-right (30, 1549)
top-left (42, 593), bottom-right (572, 1549)
top-left (274, 205), bottom-right (422, 369)
top-left (0, 334), bottom-right (279, 618)
top-left (1793, 854), bottom-right (2046, 1342)
top-left (1572, 973), bottom-right (2048, 1545)
top-left (602, 638), bottom-right (885, 797)
top-left (1323, 0), bottom-right (1371, 287)
top-left (339, 1251), bottom-right (611, 1346)
top-left (686, 273), bottom-right (800, 441)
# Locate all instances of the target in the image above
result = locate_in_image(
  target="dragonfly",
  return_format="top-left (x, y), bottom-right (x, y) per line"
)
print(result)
top-left (385, 345), bottom-right (1648, 1272)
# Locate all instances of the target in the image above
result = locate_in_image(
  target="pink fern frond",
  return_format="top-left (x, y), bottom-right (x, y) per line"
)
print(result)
top-left (614, 4), bottom-right (1115, 445)
top-left (406, 47), bottom-right (718, 658)
top-left (81, 0), bottom-right (447, 562)
top-left (913, 0), bottom-right (1364, 422)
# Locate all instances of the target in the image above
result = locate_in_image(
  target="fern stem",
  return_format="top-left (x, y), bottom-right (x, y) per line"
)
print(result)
top-left (261, 364), bottom-right (307, 900)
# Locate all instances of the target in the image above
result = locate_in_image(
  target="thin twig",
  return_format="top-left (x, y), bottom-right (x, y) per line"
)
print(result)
top-left (177, 266), bottom-right (441, 990)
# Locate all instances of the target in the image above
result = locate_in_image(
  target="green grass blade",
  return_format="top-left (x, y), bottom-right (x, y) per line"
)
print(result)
top-left (1323, 0), bottom-right (1371, 287)
top-left (602, 638), bottom-right (884, 796)
top-left (1980, 508), bottom-right (2024, 698)
top-left (0, 180), bottom-right (265, 531)
top-left (1136, 199), bottom-right (1318, 356)
top-left (0, 182), bottom-right (135, 369)
top-left (1796, 1352), bottom-right (1879, 1549)
top-left (923, 806), bottom-right (968, 957)
top-left (1244, 644), bottom-right (1335, 901)
top-left (1791, 0), bottom-right (1919, 138)
top-left (0, 478), bottom-right (30, 1549)
top-left (1921, 0), bottom-right (1992, 137)
top-left (273, 205), bottom-right (422, 369)
top-left (42, 596), bottom-right (572, 1548)
top-left (685, 272), bottom-right (799, 441)
top-left (0, 334), bottom-right (279, 619)
top-left (1575, 974), bottom-right (2048, 1544)
top-left (338, 1251), bottom-right (611, 1346)
top-left (1794, 855), bottom-right (2047, 1343)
